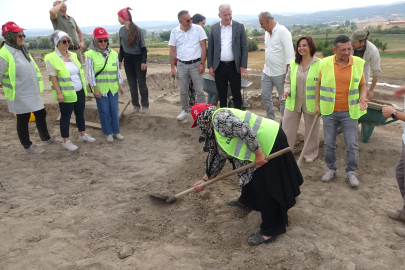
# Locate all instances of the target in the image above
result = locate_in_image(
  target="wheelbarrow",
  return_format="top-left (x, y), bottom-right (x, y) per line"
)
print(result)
top-left (202, 74), bottom-right (252, 110)
top-left (358, 100), bottom-right (402, 143)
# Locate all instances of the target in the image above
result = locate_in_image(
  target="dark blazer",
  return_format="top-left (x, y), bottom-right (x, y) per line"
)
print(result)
top-left (207, 20), bottom-right (248, 73)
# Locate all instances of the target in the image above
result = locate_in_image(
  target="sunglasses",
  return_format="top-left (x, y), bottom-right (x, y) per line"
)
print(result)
top-left (98, 39), bottom-right (109, 44)
top-left (17, 34), bottom-right (26, 39)
top-left (183, 19), bottom-right (192, 23)
top-left (61, 39), bottom-right (71, 45)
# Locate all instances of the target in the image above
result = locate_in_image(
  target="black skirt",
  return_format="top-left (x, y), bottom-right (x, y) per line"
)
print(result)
top-left (238, 128), bottom-right (303, 236)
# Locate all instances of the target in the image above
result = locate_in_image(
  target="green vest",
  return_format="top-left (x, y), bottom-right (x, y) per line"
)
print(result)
top-left (319, 55), bottom-right (366, 119)
top-left (212, 108), bottom-right (280, 162)
top-left (286, 59), bottom-right (320, 113)
top-left (44, 51), bottom-right (87, 103)
top-left (84, 49), bottom-right (119, 94)
top-left (0, 46), bottom-right (44, 101)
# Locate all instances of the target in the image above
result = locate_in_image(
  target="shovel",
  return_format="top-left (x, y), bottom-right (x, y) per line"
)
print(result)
top-left (150, 147), bottom-right (291, 203)
top-left (297, 114), bottom-right (319, 167)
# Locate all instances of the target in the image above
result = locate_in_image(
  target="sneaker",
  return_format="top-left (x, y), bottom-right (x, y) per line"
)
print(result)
top-left (346, 171), bottom-right (359, 187)
top-left (305, 158), bottom-right (314, 163)
top-left (25, 144), bottom-right (45, 154)
top-left (113, 134), bottom-right (124, 141)
top-left (322, 169), bottom-right (336, 183)
top-left (131, 106), bottom-right (140, 114)
top-left (387, 209), bottom-right (405, 223)
top-left (395, 227), bottom-right (405, 238)
top-left (42, 137), bottom-right (58, 145)
top-left (62, 140), bottom-right (78, 151)
top-left (79, 133), bottom-right (96, 143)
top-left (106, 134), bottom-right (114, 143)
top-left (177, 110), bottom-right (189, 121)
top-left (141, 107), bottom-right (149, 114)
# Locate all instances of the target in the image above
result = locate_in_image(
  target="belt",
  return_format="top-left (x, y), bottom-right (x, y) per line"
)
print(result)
top-left (178, 58), bottom-right (201, 65)
top-left (220, 60), bottom-right (235, 65)
top-left (69, 46), bottom-right (80, 51)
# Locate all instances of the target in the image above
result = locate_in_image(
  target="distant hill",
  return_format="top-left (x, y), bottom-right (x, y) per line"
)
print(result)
top-left (23, 1), bottom-right (405, 36)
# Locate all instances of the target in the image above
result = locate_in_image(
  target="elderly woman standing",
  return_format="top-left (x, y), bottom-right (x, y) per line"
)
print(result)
top-left (0, 21), bottom-right (55, 153)
top-left (281, 36), bottom-right (321, 163)
top-left (191, 103), bottom-right (303, 245)
top-left (85, 27), bottom-right (124, 143)
top-left (118, 7), bottom-right (149, 114)
top-left (45, 30), bottom-right (95, 151)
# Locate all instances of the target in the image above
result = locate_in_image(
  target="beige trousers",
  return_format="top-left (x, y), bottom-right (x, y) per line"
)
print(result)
top-left (282, 108), bottom-right (320, 161)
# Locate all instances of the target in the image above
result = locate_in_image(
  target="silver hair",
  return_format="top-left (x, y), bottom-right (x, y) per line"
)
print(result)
top-left (219, 4), bottom-right (231, 13)
top-left (49, 30), bottom-right (72, 44)
top-left (259, 11), bottom-right (274, 20)
top-left (177, 10), bottom-right (189, 21)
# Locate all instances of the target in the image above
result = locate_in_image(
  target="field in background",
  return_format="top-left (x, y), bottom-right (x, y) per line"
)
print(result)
top-left (357, 22), bottom-right (405, 30)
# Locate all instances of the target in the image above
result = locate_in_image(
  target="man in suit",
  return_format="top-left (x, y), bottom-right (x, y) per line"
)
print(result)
top-left (207, 4), bottom-right (248, 110)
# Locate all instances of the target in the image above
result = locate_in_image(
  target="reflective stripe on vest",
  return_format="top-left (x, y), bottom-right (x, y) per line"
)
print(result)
top-left (44, 51), bottom-right (87, 103)
top-left (84, 49), bottom-right (119, 94)
top-left (212, 108), bottom-right (280, 162)
top-left (319, 55), bottom-right (366, 119)
top-left (0, 46), bottom-right (44, 101)
top-left (286, 59), bottom-right (320, 113)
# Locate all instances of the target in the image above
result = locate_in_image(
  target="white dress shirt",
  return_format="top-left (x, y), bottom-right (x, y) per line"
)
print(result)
top-left (220, 21), bottom-right (234, 61)
top-left (263, 23), bottom-right (295, 77)
top-left (168, 24), bottom-right (207, 61)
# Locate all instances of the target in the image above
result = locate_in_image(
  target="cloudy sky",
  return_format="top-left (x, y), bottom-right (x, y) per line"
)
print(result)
top-left (0, 0), bottom-right (401, 29)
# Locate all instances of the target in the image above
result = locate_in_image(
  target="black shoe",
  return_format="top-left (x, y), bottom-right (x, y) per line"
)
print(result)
top-left (248, 233), bottom-right (278, 246)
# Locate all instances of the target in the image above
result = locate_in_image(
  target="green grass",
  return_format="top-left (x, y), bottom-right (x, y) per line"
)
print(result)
top-left (380, 52), bottom-right (405, 57)
top-left (146, 42), bottom-right (168, 48)
top-left (29, 49), bottom-right (52, 54)
top-left (148, 54), bottom-right (170, 60)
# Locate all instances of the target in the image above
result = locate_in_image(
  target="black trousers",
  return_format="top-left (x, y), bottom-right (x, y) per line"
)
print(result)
top-left (58, 89), bottom-right (86, 138)
top-left (214, 61), bottom-right (242, 109)
top-left (238, 171), bottom-right (288, 237)
top-left (123, 53), bottom-right (149, 108)
top-left (16, 108), bottom-right (51, 149)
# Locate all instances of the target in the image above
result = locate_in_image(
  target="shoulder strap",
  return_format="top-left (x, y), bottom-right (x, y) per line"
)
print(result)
top-left (94, 53), bottom-right (109, 78)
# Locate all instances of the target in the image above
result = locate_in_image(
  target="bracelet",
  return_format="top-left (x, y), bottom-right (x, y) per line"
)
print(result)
top-left (201, 178), bottom-right (207, 182)
top-left (199, 63), bottom-right (205, 66)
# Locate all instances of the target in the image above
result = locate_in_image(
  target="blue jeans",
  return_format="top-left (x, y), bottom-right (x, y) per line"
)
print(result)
top-left (95, 91), bottom-right (120, 135)
top-left (322, 111), bottom-right (359, 172)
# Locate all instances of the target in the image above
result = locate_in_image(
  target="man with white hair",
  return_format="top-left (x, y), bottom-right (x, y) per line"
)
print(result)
top-left (259, 11), bottom-right (294, 121)
top-left (207, 4), bottom-right (248, 110)
top-left (49, 0), bottom-right (84, 63)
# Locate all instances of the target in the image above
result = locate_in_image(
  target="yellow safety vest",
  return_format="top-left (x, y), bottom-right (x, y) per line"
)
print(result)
top-left (212, 108), bottom-right (279, 162)
top-left (319, 55), bottom-right (366, 119)
top-left (0, 46), bottom-right (44, 101)
top-left (286, 59), bottom-right (320, 113)
top-left (84, 49), bottom-right (119, 94)
top-left (44, 51), bottom-right (87, 103)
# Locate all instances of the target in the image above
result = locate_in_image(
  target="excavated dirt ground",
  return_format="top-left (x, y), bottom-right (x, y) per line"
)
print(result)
top-left (1, 59), bottom-right (405, 270)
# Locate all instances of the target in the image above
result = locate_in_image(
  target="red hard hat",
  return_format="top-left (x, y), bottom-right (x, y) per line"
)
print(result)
top-left (2, 21), bottom-right (25, 36)
top-left (191, 103), bottom-right (212, 128)
top-left (93, 27), bottom-right (109, 39)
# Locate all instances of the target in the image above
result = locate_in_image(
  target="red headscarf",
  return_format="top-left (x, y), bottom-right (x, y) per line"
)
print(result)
top-left (118, 7), bottom-right (133, 21)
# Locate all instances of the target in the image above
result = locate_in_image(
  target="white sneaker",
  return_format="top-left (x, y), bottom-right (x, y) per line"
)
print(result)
top-left (305, 159), bottom-right (314, 163)
top-left (141, 107), bottom-right (149, 114)
top-left (79, 133), bottom-right (96, 143)
top-left (62, 140), bottom-right (78, 151)
top-left (25, 144), bottom-right (45, 154)
top-left (177, 110), bottom-right (189, 120)
top-left (113, 134), bottom-right (124, 141)
top-left (346, 171), bottom-right (359, 187)
top-left (42, 137), bottom-right (58, 146)
top-left (106, 134), bottom-right (114, 143)
top-left (322, 169), bottom-right (336, 183)
top-left (131, 106), bottom-right (140, 114)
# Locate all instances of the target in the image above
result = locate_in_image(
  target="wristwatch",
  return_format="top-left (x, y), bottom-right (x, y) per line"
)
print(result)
top-left (199, 62), bottom-right (205, 66)
top-left (391, 111), bottom-right (397, 119)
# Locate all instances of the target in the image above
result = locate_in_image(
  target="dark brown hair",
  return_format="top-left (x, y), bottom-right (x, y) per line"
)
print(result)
top-left (295, 36), bottom-right (317, 64)
top-left (127, 11), bottom-right (139, 46)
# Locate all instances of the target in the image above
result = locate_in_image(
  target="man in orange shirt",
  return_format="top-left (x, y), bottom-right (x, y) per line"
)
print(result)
top-left (314, 35), bottom-right (368, 187)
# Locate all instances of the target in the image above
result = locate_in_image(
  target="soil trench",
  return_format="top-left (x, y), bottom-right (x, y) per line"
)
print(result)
top-left (0, 63), bottom-right (405, 270)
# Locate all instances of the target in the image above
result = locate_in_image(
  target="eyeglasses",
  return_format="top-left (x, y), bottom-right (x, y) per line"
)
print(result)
top-left (17, 35), bottom-right (26, 39)
top-left (183, 19), bottom-right (192, 23)
top-left (61, 39), bottom-right (71, 45)
top-left (98, 39), bottom-right (109, 44)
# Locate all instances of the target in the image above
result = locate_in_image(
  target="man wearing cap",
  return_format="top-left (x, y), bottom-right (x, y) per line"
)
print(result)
top-left (350, 29), bottom-right (381, 101)
top-left (314, 35), bottom-right (368, 187)
top-left (50, 0), bottom-right (84, 63)
top-left (169, 10), bottom-right (207, 121)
